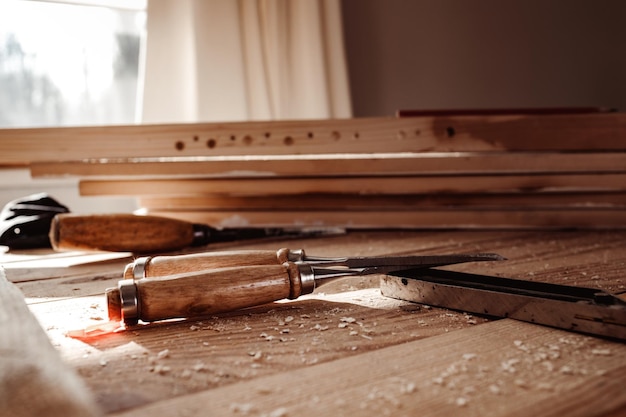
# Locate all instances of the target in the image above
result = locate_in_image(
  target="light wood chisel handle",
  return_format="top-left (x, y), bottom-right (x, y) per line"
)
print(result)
top-left (107, 263), bottom-right (314, 324)
top-left (123, 248), bottom-right (302, 278)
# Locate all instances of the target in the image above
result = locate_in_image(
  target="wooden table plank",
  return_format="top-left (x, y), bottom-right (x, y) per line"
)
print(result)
top-left (109, 319), bottom-right (626, 417)
top-left (13, 230), bottom-right (626, 416)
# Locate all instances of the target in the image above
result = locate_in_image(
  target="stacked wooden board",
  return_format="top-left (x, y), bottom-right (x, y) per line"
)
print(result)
top-left (9, 111), bottom-right (626, 229)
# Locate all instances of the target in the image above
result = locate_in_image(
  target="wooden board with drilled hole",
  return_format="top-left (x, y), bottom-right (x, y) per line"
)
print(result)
top-left (4, 113), bottom-right (626, 166)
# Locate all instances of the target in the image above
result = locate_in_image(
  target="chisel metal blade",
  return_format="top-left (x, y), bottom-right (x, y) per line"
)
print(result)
top-left (381, 268), bottom-right (626, 341)
top-left (303, 252), bottom-right (505, 269)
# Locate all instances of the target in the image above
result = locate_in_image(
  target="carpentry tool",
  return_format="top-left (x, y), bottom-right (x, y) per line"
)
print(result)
top-left (49, 213), bottom-right (331, 253)
top-left (123, 248), bottom-right (502, 279)
top-left (106, 252), bottom-right (504, 325)
top-left (381, 268), bottom-right (626, 341)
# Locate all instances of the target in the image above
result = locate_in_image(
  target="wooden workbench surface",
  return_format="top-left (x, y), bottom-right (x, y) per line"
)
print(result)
top-left (4, 230), bottom-right (626, 416)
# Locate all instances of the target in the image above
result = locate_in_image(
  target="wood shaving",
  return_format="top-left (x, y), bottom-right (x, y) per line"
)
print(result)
top-left (153, 364), bottom-right (171, 374)
top-left (260, 332), bottom-right (275, 341)
top-left (157, 349), bottom-right (170, 359)
top-left (248, 351), bottom-right (262, 360)
top-left (192, 363), bottom-right (208, 372)
top-left (514, 379), bottom-right (529, 389)
top-left (264, 407), bottom-right (288, 417)
top-left (455, 397), bottom-right (468, 407)
top-left (488, 384), bottom-right (501, 395)
top-left (500, 358), bottom-right (520, 373)
top-left (230, 403), bottom-right (254, 414)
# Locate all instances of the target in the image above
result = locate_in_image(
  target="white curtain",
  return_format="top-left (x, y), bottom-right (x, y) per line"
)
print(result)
top-left (140, 0), bottom-right (352, 123)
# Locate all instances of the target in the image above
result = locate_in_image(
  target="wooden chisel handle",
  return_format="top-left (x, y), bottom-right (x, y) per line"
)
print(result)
top-left (50, 213), bottom-right (205, 253)
top-left (107, 263), bottom-right (315, 324)
top-left (123, 248), bottom-right (304, 278)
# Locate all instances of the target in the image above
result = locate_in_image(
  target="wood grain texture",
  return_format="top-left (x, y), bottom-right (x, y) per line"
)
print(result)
top-left (123, 249), bottom-right (288, 278)
top-left (144, 208), bottom-right (626, 229)
top-left (50, 213), bottom-right (196, 253)
top-left (79, 173), bottom-right (626, 197)
top-left (139, 192), bottom-right (626, 211)
top-left (0, 267), bottom-right (100, 417)
top-left (12, 230), bottom-right (626, 416)
top-left (30, 151), bottom-right (626, 178)
top-left (5, 113), bottom-right (626, 166)
top-left (135, 264), bottom-right (298, 322)
top-left (110, 319), bottom-right (626, 417)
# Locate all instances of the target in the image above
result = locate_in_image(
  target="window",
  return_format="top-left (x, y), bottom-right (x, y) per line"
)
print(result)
top-left (0, 0), bottom-right (146, 127)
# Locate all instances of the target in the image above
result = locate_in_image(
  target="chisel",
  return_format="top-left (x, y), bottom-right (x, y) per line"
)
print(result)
top-left (381, 268), bottom-right (626, 341)
top-left (123, 249), bottom-right (502, 279)
top-left (49, 213), bottom-right (326, 253)
top-left (107, 252), bottom-right (504, 325)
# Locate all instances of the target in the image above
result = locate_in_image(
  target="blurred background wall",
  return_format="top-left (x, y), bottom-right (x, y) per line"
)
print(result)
top-left (341, 0), bottom-right (626, 117)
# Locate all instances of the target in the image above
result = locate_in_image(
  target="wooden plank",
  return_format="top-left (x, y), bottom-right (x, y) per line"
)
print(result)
top-left (30, 152), bottom-right (626, 178)
top-left (79, 174), bottom-right (626, 197)
top-left (109, 319), bottom-right (626, 417)
top-left (28, 288), bottom-right (487, 414)
top-left (144, 208), bottom-right (626, 229)
top-left (139, 192), bottom-right (626, 211)
top-left (0, 267), bottom-right (100, 417)
top-left (20, 230), bottom-right (626, 416)
top-left (4, 113), bottom-right (626, 166)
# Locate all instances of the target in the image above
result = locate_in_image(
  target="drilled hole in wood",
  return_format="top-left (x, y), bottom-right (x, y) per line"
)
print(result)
top-left (415, 129), bottom-right (421, 136)
top-left (243, 135), bottom-right (253, 145)
top-left (264, 132), bottom-right (271, 139)
top-left (401, 278), bottom-right (408, 286)
top-left (331, 131), bottom-right (341, 140)
top-left (193, 135), bottom-right (199, 142)
top-left (307, 132), bottom-right (314, 139)
top-left (175, 141), bottom-right (185, 151)
top-left (284, 136), bottom-right (294, 145)
top-left (397, 130), bottom-right (406, 139)
top-left (446, 126), bottom-right (456, 138)
top-left (353, 132), bottom-right (360, 139)
top-left (230, 135), bottom-right (236, 141)
top-left (207, 139), bottom-right (216, 149)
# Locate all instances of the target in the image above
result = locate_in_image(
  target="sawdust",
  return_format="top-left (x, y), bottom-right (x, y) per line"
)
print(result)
top-left (419, 331), bottom-right (621, 411)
